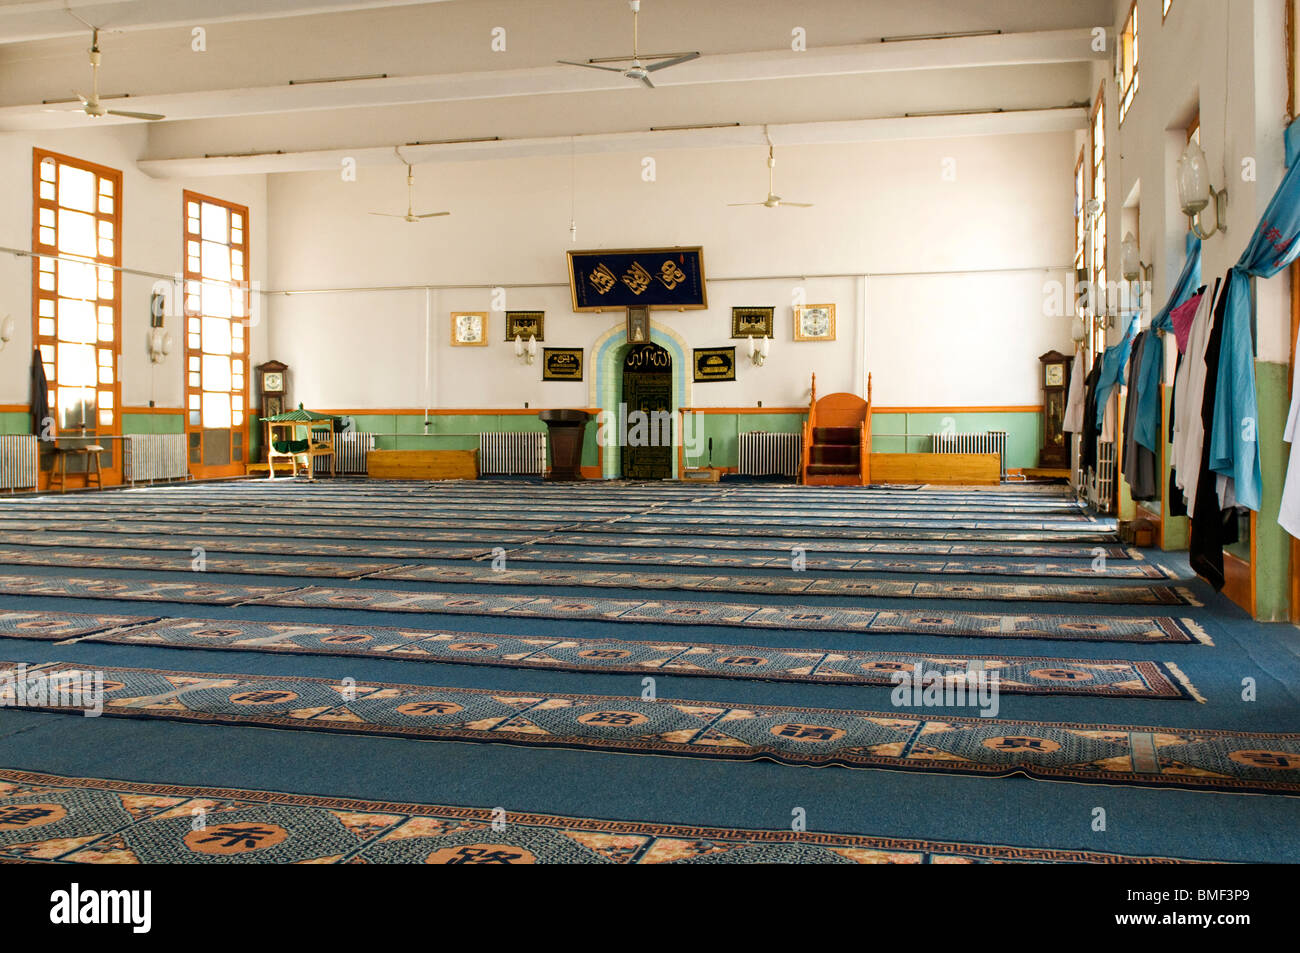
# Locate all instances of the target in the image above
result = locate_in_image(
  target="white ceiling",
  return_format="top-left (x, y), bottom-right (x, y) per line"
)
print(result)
top-left (0, 0), bottom-right (1111, 173)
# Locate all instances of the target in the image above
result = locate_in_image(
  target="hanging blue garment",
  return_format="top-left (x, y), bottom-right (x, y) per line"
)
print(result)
top-left (1093, 313), bottom-right (1139, 431)
top-left (1132, 329), bottom-right (1164, 453)
top-left (1132, 239), bottom-right (1202, 453)
top-left (1208, 122), bottom-right (1300, 511)
top-left (1150, 239), bottom-right (1203, 333)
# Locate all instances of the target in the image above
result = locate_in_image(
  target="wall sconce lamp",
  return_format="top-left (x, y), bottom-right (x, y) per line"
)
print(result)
top-left (514, 334), bottom-right (537, 365)
top-left (146, 326), bottom-right (173, 364)
top-left (1120, 231), bottom-right (1153, 284)
top-left (0, 314), bottom-right (13, 351)
top-left (1177, 139), bottom-right (1227, 239)
top-left (748, 334), bottom-right (770, 366)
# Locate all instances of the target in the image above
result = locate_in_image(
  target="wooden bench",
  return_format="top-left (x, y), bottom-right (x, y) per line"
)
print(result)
top-left (367, 449), bottom-right (478, 481)
top-left (868, 452), bottom-right (1001, 485)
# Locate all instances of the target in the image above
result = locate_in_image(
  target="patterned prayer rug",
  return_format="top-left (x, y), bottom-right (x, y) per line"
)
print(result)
top-left (20, 611), bottom-right (1199, 699)
top-left (0, 532), bottom-right (520, 561)
top-left (373, 564), bottom-right (1200, 606)
top-left (0, 491), bottom-right (1092, 511)
top-left (0, 610), bottom-right (140, 641)
top-left (0, 770), bottom-right (1202, 863)
top-left (0, 569), bottom-right (1198, 609)
top-left (502, 548), bottom-right (1170, 578)
top-left (0, 548), bottom-right (400, 579)
top-left (0, 507), bottom-right (1096, 539)
top-left (0, 512), bottom-right (1119, 544)
top-left (0, 540), bottom-right (1163, 579)
top-left (0, 518), bottom-right (1131, 558)
top-left (528, 534), bottom-right (1135, 559)
top-left (253, 586), bottom-right (1210, 643)
top-left (0, 574), bottom-right (288, 606)
top-left (3, 663), bottom-right (1292, 794)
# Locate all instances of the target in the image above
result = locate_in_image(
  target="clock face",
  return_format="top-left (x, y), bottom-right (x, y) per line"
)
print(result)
top-left (451, 312), bottom-right (487, 345)
top-left (803, 312), bottom-right (829, 335)
top-left (263, 372), bottom-right (283, 392)
top-left (1045, 363), bottom-right (1064, 387)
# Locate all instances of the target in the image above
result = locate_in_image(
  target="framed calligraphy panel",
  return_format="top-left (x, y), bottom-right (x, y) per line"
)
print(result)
top-left (567, 247), bottom-right (707, 311)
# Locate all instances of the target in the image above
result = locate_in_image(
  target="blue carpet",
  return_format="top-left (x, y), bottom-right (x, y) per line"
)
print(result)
top-left (0, 480), bottom-right (1297, 862)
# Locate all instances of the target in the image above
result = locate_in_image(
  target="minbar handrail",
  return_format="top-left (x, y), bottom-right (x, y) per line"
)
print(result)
top-left (800, 373), bottom-right (817, 484)
top-left (861, 372), bottom-right (872, 485)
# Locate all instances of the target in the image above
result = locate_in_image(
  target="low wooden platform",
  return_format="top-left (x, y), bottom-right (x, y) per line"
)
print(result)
top-left (868, 452), bottom-right (1000, 486)
top-left (1020, 467), bottom-right (1071, 480)
top-left (366, 449), bottom-right (478, 481)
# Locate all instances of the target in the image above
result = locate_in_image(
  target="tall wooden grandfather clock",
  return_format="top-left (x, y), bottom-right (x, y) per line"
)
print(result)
top-left (1038, 350), bottom-right (1071, 469)
top-left (257, 360), bottom-right (288, 420)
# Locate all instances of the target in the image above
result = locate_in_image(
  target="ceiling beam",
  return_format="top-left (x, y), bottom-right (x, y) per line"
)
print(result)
top-left (0, 29), bottom-right (1104, 132)
top-left (0, 0), bottom-right (453, 45)
top-left (136, 108), bottom-right (1087, 178)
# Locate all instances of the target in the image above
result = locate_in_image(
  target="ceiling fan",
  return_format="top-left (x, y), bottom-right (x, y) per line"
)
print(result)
top-left (728, 142), bottom-right (813, 209)
top-left (370, 155), bottom-right (450, 222)
top-left (558, 0), bottom-right (699, 89)
top-left (67, 28), bottom-right (165, 121)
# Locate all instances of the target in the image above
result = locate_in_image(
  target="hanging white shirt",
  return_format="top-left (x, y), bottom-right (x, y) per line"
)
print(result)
top-left (1100, 388), bottom-right (1117, 443)
top-left (1172, 280), bottom-right (1219, 508)
top-left (1063, 353), bottom-right (1085, 433)
top-left (1279, 319), bottom-right (1300, 537)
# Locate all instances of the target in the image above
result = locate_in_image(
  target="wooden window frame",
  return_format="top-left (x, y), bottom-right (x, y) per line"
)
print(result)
top-left (1089, 83), bottom-right (1108, 367)
top-left (1288, 1), bottom-right (1300, 619)
top-left (182, 189), bottom-right (251, 478)
top-left (1289, 0), bottom-right (1298, 120)
top-left (1119, 2), bottom-right (1139, 124)
top-left (31, 148), bottom-right (124, 487)
top-left (1074, 145), bottom-right (1086, 271)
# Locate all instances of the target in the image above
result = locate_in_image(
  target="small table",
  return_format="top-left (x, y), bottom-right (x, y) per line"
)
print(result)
top-left (49, 444), bottom-right (104, 493)
top-left (538, 410), bottom-right (591, 481)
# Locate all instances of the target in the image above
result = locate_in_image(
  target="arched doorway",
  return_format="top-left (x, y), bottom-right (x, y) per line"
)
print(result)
top-left (621, 342), bottom-right (673, 479)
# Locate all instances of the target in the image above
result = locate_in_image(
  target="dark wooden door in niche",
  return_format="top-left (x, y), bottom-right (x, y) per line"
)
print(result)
top-left (621, 342), bottom-right (673, 480)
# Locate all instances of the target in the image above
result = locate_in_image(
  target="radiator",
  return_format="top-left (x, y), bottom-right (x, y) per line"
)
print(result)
top-left (0, 435), bottom-right (38, 491)
top-left (124, 434), bottom-right (188, 483)
top-left (480, 431), bottom-right (547, 476)
top-left (1086, 440), bottom-right (1117, 514)
top-left (931, 431), bottom-right (1007, 480)
top-left (738, 432), bottom-right (802, 478)
top-left (312, 431), bottom-right (374, 476)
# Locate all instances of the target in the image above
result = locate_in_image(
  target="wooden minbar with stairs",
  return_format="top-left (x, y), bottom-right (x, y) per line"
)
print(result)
top-left (801, 373), bottom-right (871, 486)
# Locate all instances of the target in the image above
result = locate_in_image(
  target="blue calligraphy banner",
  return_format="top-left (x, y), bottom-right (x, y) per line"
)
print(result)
top-left (568, 247), bottom-right (707, 310)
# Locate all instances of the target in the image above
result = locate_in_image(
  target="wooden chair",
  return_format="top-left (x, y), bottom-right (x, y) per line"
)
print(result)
top-left (801, 373), bottom-right (872, 486)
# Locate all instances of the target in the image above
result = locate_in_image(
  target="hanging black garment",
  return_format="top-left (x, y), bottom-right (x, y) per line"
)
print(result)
top-left (1123, 331), bottom-right (1158, 500)
top-left (30, 349), bottom-right (50, 438)
top-left (1080, 361), bottom-right (1102, 473)
top-left (1188, 283), bottom-right (1232, 589)
top-left (1167, 349), bottom-right (1187, 517)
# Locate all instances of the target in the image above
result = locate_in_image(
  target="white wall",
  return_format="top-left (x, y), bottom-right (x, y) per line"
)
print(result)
top-left (1102, 0), bottom-right (1291, 369)
top-left (0, 124), bottom-right (268, 410)
top-left (267, 130), bottom-right (1078, 411)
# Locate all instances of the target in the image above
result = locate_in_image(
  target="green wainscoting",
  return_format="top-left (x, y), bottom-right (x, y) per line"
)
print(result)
top-left (869, 411), bottom-right (1043, 471)
top-left (341, 413), bottom-right (600, 468)
top-left (1254, 361), bottom-right (1290, 621)
top-left (3, 411), bottom-right (186, 436)
top-left (121, 413), bottom-right (184, 435)
top-left (683, 410), bottom-right (1043, 471)
top-left (0, 412), bottom-right (29, 436)
top-left (685, 413), bottom-right (802, 470)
